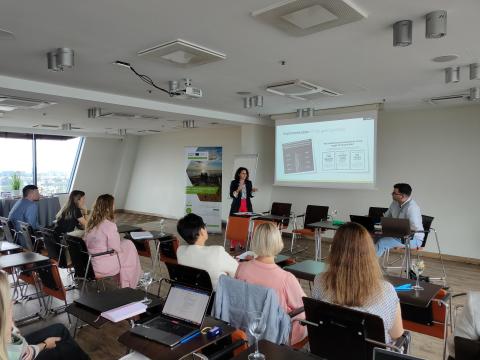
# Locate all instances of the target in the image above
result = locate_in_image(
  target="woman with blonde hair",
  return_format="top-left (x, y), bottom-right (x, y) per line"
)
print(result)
top-left (0, 271), bottom-right (89, 359)
top-left (84, 194), bottom-right (142, 288)
top-left (235, 222), bottom-right (307, 345)
top-left (312, 222), bottom-right (404, 343)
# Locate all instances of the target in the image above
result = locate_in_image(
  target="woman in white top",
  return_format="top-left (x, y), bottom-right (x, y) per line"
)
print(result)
top-left (312, 222), bottom-right (404, 344)
top-left (176, 213), bottom-right (238, 290)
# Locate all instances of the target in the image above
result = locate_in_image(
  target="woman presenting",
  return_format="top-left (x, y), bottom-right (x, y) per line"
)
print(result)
top-left (229, 167), bottom-right (257, 216)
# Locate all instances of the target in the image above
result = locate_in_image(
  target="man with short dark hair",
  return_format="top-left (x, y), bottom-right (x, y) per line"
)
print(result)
top-left (8, 185), bottom-right (40, 247)
top-left (375, 183), bottom-right (424, 257)
top-left (176, 213), bottom-right (238, 289)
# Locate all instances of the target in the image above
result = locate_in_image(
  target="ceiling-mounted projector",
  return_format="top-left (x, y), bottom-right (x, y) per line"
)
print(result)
top-left (168, 78), bottom-right (203, 99)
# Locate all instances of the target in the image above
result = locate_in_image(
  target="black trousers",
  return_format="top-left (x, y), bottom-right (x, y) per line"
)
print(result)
top-left (24, 323), bottom-right (89, 360)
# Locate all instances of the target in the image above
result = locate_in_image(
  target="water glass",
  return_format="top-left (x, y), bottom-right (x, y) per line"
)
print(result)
top-left (411, 259), bottom-right (425, 291)
top-left (248, 311), bottom-right (266, 360)
top-left (139, 272), bottom-right (153, 305)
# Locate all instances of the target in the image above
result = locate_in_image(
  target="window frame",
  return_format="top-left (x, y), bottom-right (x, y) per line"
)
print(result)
top-left (0, 133), bottom-right (84, 195)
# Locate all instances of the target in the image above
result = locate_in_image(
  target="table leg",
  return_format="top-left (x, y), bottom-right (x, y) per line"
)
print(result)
top-left (314, 228), bottom-right (322, 261)
top-left (404, 236), bottom-right (411, 279)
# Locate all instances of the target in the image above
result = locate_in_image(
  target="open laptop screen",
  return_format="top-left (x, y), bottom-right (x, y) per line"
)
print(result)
top-left (374, 348), bottom-right (425, 360)
top-left (162, 284), bottom-right (210, 326)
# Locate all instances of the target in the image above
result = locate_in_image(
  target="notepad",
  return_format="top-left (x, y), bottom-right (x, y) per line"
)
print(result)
top-left (101, 301), bottom-right (147, 322)
top-left (130, 231), bottom-right (153, 240)
top-left (235, 251), bottom-right (256, 260)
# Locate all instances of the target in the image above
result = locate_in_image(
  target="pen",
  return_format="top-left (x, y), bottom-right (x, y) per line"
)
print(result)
top-left (180, 331), bottom-right (201, 344)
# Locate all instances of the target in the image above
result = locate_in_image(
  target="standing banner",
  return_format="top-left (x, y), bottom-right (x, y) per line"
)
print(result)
top-left (185, 147), bottom-right (223, 233)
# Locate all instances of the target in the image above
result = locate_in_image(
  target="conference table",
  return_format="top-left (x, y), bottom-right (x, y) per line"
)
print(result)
top-left (0, 196), bottom-right (61, 227)
top-left (0, 241), bottom-right (22, 254)
top-left (306, 220), bottom-right (341, 261)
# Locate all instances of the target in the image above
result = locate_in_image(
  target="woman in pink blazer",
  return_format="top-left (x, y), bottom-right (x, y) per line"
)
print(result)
top-left (84, 194), bottom-right (142, 288)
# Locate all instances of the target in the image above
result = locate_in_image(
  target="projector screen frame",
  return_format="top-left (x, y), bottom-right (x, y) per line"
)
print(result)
top-left (274, 109), bottom-right (378, 190)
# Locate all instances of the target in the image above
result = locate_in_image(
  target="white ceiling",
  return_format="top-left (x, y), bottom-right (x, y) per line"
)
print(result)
top-left (1, 0), bottom-right (480, 135)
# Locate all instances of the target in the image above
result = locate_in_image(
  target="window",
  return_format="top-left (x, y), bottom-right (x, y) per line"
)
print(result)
top-left (0, 134), bottom-right (83, 195)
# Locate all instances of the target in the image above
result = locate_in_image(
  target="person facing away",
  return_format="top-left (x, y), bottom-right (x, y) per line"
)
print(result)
top-left (235, 222), bottom-right (307, 345)
top-left (312, 222), bottom-right (404, 344)
top-left (83, 194), bottom-right (142, 289)
top-left (176, 213), bottom-right (238, 290)
top-left (375, 183), bottom-right (424, 257)
top-left (54, 190), bottom-right (88, 237)
top-left (0, 270), bottom-right (90, 360)
top-left (8, 185), bottom-right (40, 247)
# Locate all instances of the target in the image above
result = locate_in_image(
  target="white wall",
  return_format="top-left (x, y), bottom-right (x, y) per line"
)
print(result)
top-left (124, 127), bottom-right (241, 219)
top-left (71, 136), bottom-right (138, 209)
top-left (268, 105), bottom-right (480, 259)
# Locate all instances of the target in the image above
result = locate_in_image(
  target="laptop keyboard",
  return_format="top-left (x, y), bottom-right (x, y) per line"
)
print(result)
top-left (147, 317), bottom-right (195, 337)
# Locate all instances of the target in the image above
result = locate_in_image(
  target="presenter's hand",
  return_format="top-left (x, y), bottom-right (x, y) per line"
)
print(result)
top-left (252, 187), bottom-right (258, 192)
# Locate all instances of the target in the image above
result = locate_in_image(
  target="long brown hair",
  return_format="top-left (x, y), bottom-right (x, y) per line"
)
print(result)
top-left (85, 194), bottom-right (115, 233)
top-left (0, 271), bottom-right (11, 360)
top-left (56, 190), bottom-right (85, 221)
top-left (321, 222), bottom-right (383, 307)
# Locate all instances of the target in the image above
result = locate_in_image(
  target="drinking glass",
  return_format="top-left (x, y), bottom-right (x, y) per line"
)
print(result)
top-left (159, 219), bottom-right (166, 236)
top-left (411, 259), bottom-right (425, 291)
top-left (247, 311), bottom-right (266, 360)
top-left (139, 272), bottom-right (153, 304)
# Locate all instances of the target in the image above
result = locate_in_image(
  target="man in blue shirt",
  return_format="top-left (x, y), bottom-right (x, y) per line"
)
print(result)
top-left (8, 184), bottom-right (40, 247)
top-left (375, 183), bottom-right (424, 257)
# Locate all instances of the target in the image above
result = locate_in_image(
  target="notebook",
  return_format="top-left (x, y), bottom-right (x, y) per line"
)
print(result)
top-left (130, 231), bottom-right (154, 240)
top-left (373, 348), bottom-right (425, 359)
top-left (130, 282), bottom-right (211, 347)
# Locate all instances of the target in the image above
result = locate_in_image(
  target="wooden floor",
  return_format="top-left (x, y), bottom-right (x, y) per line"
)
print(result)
top-left (13, 214), bottom-right (480, 360)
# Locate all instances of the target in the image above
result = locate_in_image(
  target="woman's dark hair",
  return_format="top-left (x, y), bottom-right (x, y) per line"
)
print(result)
top-left (177, 213), bottom-right (206, 245)
top-left (57, 190), bottom-right (85, 221)
top-left (234, 167), bottom-right (249, 181)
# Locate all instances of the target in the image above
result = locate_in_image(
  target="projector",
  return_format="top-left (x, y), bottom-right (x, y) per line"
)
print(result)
top-left (183, 86), bottom-right (203, 98)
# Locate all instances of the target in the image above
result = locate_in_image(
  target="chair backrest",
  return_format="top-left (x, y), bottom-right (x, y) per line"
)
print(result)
top-left (271, 202), bottom-right (292, 227)
top-left (304, 205), bottom-right (329, 229)
top-left (368, 207), bottom-right (389, 223)
top-left (303, 297), bottom-right (386, 360)
top-left (165, 262), bottom-right (213, 291)
top-left (65, 235), bottom-right (96, 281)
top-left (420, 215), bottom-right (434, 247)
top-left (37, 227), bottom-right (68, 268)
top-left (0, 216), bottom-right (16, 243)
top-left (225, 216), bottom-right (250, 247)
top-left (34, 259), bottom-right (67, 301)
top-left (18, 221), bottom-right (35, 251)
top-left (159, 235), bottom-right (179, 264)
top-left (454, 336), bottom-right (480, 360)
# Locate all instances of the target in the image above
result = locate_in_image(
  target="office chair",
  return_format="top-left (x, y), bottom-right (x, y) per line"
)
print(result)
top-left (263, 202), bottom-right (293, 229)
top-left (291, 205), bottom-right (329, 253)
top-left (0, 216), bottom-right (17, 243)
top-left (223, 215), bottom-right (250, 250)
top-left (18, 221), bottom-right (43, 251)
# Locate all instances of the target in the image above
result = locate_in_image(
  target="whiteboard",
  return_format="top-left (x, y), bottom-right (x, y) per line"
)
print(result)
top-left (232, 154), bottom-right (258, 183)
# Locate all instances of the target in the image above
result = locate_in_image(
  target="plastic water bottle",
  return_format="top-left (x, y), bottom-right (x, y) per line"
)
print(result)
top-left (159, 218), bottom-right (165, 235)
top-left (328, 210), bottom-right (338, 222)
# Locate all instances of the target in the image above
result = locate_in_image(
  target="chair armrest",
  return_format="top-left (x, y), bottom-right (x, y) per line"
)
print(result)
top-left (262, 211), bottom-right (270, 215)
top-left (288, 306), bottom-right (305, 318)
top-left (295, 213), bottom-right (306, 218)
top-left (90, 249), bottom-right (115, 257)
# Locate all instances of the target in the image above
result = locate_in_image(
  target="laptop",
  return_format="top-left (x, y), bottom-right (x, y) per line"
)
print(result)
top-left (373, 348), bottom-right (425, 359)
top-left (130, 282), bottom-right (211, 347)
top-left (349, 215), bottom-right (376, 232)
top-left (380, 218), bottom-right (412, 238)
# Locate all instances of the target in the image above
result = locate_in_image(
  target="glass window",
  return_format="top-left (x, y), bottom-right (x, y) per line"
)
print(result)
top-left (36, 137), bottom-right (82, 195)
top-left (0, 138), bottom-right (34, 193)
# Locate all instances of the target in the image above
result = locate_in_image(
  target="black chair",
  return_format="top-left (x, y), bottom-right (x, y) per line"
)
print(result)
top-left (18, 221), bottom-right (43, 251)
top-left (0, 216), bottom-right (17, 243)
top-left (290, 205), bottom-right (329, 253)
top-left (368, 206), bottom-right (389, 223)
top-left (263, 202), bottom-right (292, 228)
top-left (302, 297), bottom-right (407, 360)
top-left (454, 336), bottom-right (480, 360)
top-left (65, 235), bottom-right (120, 294)
top-left (38, 227), bottom-right (69, 268)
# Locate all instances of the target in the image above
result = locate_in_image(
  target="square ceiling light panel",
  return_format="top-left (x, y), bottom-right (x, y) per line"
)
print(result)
top-left (137, 39), bottom-right (226, 67)
top-left (252, 0), bottom-right (367, 36)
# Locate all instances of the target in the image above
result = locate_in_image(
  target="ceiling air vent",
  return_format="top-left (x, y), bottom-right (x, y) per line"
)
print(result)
top-left (427, 88), bottom-right (480, 105)
top-left (266, 79), bottom-right (342, 100)
top-left (0, 95), bottom-right (55, 111)
top-left (252, 0), bottom-right (367, 37)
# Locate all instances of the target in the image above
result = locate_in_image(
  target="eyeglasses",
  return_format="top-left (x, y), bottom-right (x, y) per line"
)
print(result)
top-left (391, 192), bottom-right (403, 196)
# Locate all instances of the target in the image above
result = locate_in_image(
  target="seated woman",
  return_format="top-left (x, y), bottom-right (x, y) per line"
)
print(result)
top-left (0, 271), bottom-right (90, 360)
top-left (448, 291), bottom-right (480, 358)
top-left (235, 222), bottom-right (307, 345)
top-left (176, 213), bottom-right (238, 290)
top-left (54, 190), bottom-right (88, 237)
top-left (83, 194), bottom-right (142, 289)
top-left (311, 222), bottom-right (404, 344)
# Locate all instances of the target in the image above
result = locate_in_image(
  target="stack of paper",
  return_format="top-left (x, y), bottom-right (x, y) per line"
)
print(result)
top-left (101, 301), bottom-right (147, 322)
top-left (235, 251), bottom-right (256, 261)
top-left (130, 231), bottom-right (153, 240)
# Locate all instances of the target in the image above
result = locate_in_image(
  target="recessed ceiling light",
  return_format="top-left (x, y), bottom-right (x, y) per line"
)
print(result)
top-left (0, 28), bottom-right (14, 40)
top-left (236, 91), bottom-right (251, 96)
top-left (210, 122), bottom-right (219, 125)
top-left (432, 54), bottom-right (459, 63)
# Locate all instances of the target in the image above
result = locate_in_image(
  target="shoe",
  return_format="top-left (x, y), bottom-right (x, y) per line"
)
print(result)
top-left (230, 247), bottom-right (235, 252)
top-left (239, 246), bottom-right (245, 251)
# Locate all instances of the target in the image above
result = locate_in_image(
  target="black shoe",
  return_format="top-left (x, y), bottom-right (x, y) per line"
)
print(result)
top-left (239, 246), bottom-right (245, 251)
top-left (229, 247), bottom-right (235, 252)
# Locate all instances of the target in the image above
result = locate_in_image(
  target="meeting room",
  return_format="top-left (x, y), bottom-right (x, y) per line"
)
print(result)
top-left (0, 1), bottom-right (479, 359)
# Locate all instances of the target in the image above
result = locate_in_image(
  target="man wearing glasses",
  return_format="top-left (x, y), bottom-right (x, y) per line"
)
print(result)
top-left (375, 183), bottom-right (424, 257)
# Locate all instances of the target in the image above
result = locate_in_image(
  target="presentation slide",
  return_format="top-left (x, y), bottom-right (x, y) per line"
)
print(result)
top-left (275, 115), bottom-right (376, 189)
